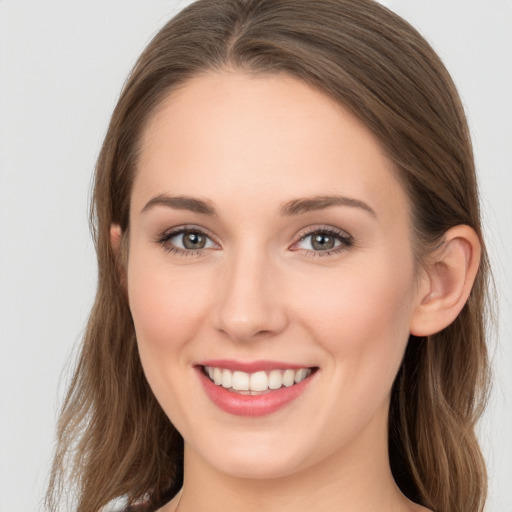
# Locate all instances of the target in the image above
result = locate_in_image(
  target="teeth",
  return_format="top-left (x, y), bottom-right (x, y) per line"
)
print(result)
top-left (204, 366), bottom-right (312, 392)
top-left (221, 369), bottom-right (232, 389)
top-left (282, 369), bottom-right (295, 387)
top-left (268, 369), bottom-right (282, 390)
top-left (213, 367), bottom-right (223, 386)
top-left (268, 370), bottom-right (283, 389)
top-left (250, 371), bottom-right (268, 392)
top-left (294, 368), bottom-right (307, 383)
top-left (232, 371), bottom-right (249, 391)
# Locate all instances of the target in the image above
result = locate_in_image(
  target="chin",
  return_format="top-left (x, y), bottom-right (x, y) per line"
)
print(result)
top-left (207, 451), bottom-right (306, 480)
top-left (185, 425), bottom-right (324, 481)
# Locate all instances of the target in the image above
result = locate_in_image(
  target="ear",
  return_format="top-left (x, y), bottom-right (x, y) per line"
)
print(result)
top-left (410, 225), bottom-right (481, 336)
top-left (110, 224), bottom-right (123, 256)
top-left (110, 224), bottom-right (127, 288)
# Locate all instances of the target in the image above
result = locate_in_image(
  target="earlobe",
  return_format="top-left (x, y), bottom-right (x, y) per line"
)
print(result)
top-left (110, 224), bottom-right (123, 256)
top-left (110, 224), bottom-right (127, 289)
top-left (410, 225), bottom-right (481, 337)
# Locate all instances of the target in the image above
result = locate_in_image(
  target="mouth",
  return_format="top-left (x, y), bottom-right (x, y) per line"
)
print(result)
top-left (202, 365), bottom-right (314, 395)
top-left (196, 361), bottom-right (318, 416)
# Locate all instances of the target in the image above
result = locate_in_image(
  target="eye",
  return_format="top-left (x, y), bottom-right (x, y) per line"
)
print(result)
top-left (291, 227), bottom-right (353, 256)
top-left (156, 227), bottom-right (218, 255)
top-left (171, 230), bottom-right (215, 250)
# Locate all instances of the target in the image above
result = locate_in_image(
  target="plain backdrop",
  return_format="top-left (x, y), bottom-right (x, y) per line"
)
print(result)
top-left (0, 1), bottom-right (511, 511)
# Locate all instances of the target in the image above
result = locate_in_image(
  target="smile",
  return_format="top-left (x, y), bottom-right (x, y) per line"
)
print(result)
top-left (197, 361), bottom-right (317, 416)
top-left (203, 366), bottom-right (312, 394)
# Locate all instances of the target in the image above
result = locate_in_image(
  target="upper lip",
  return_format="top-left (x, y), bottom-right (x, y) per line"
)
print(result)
top-left (196, 359), bottom-right (315, 372)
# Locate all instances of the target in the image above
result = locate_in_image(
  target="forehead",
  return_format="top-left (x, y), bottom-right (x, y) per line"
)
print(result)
top-left (133, 71), bottom-right (407, 221)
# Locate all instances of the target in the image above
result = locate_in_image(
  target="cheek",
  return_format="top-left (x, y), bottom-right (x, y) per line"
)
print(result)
top-left (286, 256), bottom-right (416, 444)
top-left (126, 250), bottom-right (215, 432)
top-left (292, 253), bottom-right (415, 376)
top-left (126, 251), bottom-right (210, 360)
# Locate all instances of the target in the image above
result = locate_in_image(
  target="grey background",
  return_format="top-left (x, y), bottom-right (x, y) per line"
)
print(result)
top-left (1, 1), bottom-right (511, 511)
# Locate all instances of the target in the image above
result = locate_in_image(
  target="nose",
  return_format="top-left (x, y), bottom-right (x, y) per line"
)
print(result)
top-left (213, 249), bottom-right (288, 343)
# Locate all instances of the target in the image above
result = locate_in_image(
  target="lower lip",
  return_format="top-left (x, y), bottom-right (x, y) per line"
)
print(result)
top-left (197, 368), bottom-right (315, 417)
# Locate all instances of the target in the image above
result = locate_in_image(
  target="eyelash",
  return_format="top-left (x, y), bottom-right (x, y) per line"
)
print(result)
top-left (155, 225), bottom-right (218, 257)
top-left (293, 226), bottom-right (354, 257)
top-left (154, 225), bottom-right (354, 258)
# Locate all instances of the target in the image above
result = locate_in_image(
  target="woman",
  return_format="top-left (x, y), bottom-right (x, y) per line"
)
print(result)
top-left (45, 1), bottom-right (491, 511)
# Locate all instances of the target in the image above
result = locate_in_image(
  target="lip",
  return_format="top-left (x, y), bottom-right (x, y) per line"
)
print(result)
top-left (197, 359), bottom-right (309, 372)
top-left (195, 361), bottom-right (317, 417)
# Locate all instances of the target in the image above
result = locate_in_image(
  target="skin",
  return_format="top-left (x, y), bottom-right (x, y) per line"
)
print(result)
top-left (112, 71), bottom-right (479, 512)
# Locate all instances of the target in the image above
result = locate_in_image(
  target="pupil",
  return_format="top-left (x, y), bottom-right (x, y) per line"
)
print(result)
top-left (312, 234), bottom-right (334, 250)
top-left (183, 232), bottom-right (205, 249)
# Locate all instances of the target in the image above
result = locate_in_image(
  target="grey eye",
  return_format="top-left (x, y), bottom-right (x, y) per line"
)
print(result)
top-left (170, 230), bottom-right (215, 250)
top-left (298, 232), bottom-right (342, 251)
top-left (311, 233), bottom-right (336, 250)
top-left (182, 232), bottom-right (206, 249)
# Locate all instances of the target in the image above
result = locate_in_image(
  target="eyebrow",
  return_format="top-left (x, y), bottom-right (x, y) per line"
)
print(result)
top-left (141, 194), bottom-right (217, 215)
top-left (141, 193), bottom-right (376, 218)
top-left (280, 195), bottom-right (376, 217)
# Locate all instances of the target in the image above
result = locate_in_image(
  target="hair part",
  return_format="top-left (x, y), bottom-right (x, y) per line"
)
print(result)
top-left (46, 1), bottom-right (491, 511)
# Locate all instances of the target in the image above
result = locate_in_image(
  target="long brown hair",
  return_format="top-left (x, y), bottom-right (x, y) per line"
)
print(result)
top-left (46, 1), bottom-right (491, 511)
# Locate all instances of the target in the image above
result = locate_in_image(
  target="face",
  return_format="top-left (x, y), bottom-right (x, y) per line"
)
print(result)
top-left (125, 71), bottom-right (423, 480)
